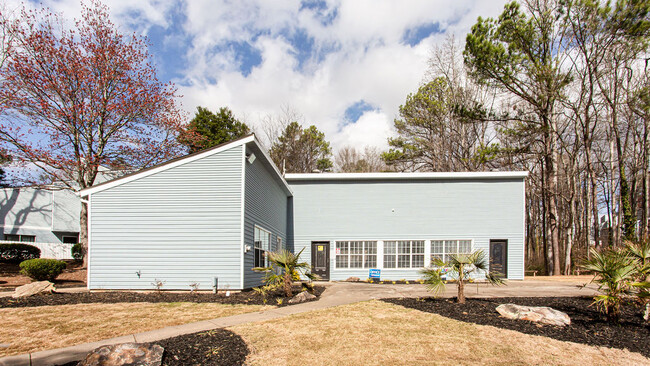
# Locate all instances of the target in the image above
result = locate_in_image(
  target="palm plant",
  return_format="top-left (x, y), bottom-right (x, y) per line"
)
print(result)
top-left (625, 240), bottom-right (650, 321)
top-left (582, 248), bottom-right (637, 321)
top-left (253, 248), bottom-right (318, 298)
top-left (420, 250), bottom-right (504, 304)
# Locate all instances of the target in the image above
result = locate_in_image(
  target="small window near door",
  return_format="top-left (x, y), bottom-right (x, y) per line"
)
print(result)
top-left (277, 237), bottom-right (283, 251)
top-left (4, 234), bottom-right (35, 242)
top-left (254, 226), bottom-right (271, 267)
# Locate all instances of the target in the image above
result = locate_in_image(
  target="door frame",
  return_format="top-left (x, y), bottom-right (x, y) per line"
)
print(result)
top-left (311, 241), bottom-right (330, 281)
top-left (489, 239), bottom-right (508, 278)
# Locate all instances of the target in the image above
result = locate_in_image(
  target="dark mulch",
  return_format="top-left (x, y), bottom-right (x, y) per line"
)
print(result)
top-left (0, 284), bottom-right (324, 308)
top-left (384, 296), bottom-right (650, 357)
top-left (57, 329), bottom-right (248, 366)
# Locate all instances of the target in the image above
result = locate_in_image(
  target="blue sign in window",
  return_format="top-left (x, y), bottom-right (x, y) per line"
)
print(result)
top-left (369, 268), bottom-right (381, 279)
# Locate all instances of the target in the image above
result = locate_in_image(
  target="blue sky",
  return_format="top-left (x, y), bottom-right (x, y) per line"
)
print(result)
top-left (11, 0), bottom-right (508, 150)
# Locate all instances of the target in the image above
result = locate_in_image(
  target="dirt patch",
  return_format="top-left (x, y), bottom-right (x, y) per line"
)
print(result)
top-left (0, 261), bottom-right (86, 291)
top-left (0, 285), bottom-right (324, 308)
top-left (57, 329), bottom-right (248, 366)
top-left (384, 296), bottom-right (650, 357)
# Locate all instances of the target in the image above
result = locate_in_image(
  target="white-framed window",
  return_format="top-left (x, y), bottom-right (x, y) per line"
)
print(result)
top-left (335, 241), bottom-right (377, 268)
top-left (254, 226), bottom-right (271, 267)
top-left (277, 237), bottom-right (283, 251)
top-left (384, 240), bottom-right (425, 268)
top-left (4, 234), bottom-right (35, 243)
top-left (431, 240), bottom-right (472, 263)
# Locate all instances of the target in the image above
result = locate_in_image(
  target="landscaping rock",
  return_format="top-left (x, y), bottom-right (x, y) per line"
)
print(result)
top-left (345, 277), bottom-right (360, 282)
top-left (79, 343), bottom-right (164, 366)
top-left (288, 290), bottom-right (317, 304)
top-left (12, 281), bottom-right (55, 298)
top-left (496, 304), bottom-right (571, 326)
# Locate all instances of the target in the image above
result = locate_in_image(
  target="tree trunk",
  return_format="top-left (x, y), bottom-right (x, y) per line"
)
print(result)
top-left (565, 173), bottom-right (577, 275)
top-left (457, 268), bottom-right (465, 304)
top-left (546, 118), bottom-right (561, 276)
top-left (80, 201), bottom-right (89, 269)
top-left (284, 272), bottom-right (293, 298)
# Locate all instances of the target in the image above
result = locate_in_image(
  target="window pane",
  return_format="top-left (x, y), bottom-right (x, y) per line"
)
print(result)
top-left (350, 255), bottom-right (363, 268)
top-left (431, 240), bottom-right (443, 254)
top-left (21, 235), bottom-right (35, 243)
top-left (5, 234), bottom-right (19, 241)
top-left (336, 255), bottom-right (348, 268)
top-left (412, 254), bottom-right (424, 268)
top-left (350, 241), bottom-right (363, 254)
top-left (398, 241), bottom-right (410, 254)
top-left (398, 254), bottom-right (410, 268)
top-left (412, 241), bottom-right (424, 254)
top-left (384, 254), bottom-right (396, 268)
top-left (445, 240), bottom-right (457, 254)
top-left (337, 241), bottom-right (349, 255)
top-left (365, 255), bottom-right (377, 268)
top-left (364, 241), bottom-right (377, 254)
top-left (384, 241), bottom-right (396, 254)
top-left (459, 240), bottom-right (472, 254)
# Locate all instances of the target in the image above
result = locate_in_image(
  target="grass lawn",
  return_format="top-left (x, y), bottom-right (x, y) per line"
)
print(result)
top-left (232, 300), bottom-right (649, 366)
top-left (0, 302), bottom-right (269, 357)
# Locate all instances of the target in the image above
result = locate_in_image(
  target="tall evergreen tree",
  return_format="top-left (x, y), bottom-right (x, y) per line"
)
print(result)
top-left (270, 122), bottom-right (333, 173)
top-left (178, 107), bottom-right (250, 154)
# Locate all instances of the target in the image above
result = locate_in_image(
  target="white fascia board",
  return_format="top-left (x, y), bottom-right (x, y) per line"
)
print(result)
top-left (78, 135), bottom-right (255, 197)
top-left (284, 171), bottom-right (529, 181)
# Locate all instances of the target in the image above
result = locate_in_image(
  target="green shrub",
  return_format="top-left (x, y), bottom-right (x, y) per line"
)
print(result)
top-left (0, 243), bottom-right (40, 263)
top-left (19, 259), bottom-right (66, 281)
top-left (71, 243), bottom-right (83, 261)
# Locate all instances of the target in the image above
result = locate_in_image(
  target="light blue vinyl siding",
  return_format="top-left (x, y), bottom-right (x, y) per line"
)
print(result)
top-left (89, 145), bottom-right (244, 290)
top-left (243, 145), bottom-right (290, 288)
top-left (287, 178), bottom-right (525, 280)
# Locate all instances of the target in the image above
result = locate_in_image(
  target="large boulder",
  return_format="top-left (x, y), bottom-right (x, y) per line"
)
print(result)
top-left (79, 343), bottom-right (164, 366)
top-left (345, 277), bottom-right (360, 282)
top-left (12, 281), bottom-right (55, 298)
top-left (496, 304), bottom-right (571, 326)
top-left (288, 290), bottom-right (317, 304)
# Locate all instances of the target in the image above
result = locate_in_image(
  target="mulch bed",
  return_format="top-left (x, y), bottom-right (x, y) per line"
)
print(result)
top-left (58, 329), bottom-right (249, 366)
top-left (0, 284), bottom-right (324, 308)
top-left (384, 296), bottom-right (650, 357)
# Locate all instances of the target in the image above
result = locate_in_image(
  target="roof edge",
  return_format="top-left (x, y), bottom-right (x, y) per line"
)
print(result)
top-left (78, 134), bottom-right (256, 197)
top-left (284, 171), bottom-right (529, 181)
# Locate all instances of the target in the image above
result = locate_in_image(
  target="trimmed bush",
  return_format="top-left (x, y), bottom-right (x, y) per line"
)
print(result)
top-left (20, 259), bottom-right (66, 281)
top-left (0, 243), bottom-right (41, 263)
top-left (71, 243), bottom-right (83, 261)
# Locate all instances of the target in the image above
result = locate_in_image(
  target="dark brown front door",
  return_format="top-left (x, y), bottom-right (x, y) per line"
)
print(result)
top-left (311, 241), bottom-right (330, 280)
top-left (489, 240), bottom-right (508, 278)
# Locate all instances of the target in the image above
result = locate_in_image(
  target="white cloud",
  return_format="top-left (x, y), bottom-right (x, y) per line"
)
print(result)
top-left (4, 0), bottom-right (510, 154)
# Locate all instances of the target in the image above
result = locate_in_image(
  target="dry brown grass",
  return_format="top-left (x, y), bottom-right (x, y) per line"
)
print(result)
top-left (524, 275), bottom-right (593, 283)
top-left (232, 300), bottom-right (650, 366)
top-left (0, 302), bottom-right (268, 357)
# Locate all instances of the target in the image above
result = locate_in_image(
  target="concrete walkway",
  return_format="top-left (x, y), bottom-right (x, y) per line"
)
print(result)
top-left (0, 278), bottom-right (598, 366)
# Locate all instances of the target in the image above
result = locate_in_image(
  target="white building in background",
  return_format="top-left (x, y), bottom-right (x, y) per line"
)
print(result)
top-left (0, 168), bottom-right (126, 259)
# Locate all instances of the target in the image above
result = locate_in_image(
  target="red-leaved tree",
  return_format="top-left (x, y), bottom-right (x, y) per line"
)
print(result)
top-left (0, 1), bottom-right (184, 266)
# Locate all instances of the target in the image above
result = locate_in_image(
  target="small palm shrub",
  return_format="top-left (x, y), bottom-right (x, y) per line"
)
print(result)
top-left (625, 240), bottom-right (650, 321)
top-left (253, 248), bottom-right (318, 298)
top-left (420, 250), bottom-right (504, 304)
top-left (582, 247), bottom-right (636, 321)
top-left (0, 243), bottom-right (40, 263)
top-left (20, 258), bottom-right (66, 281)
